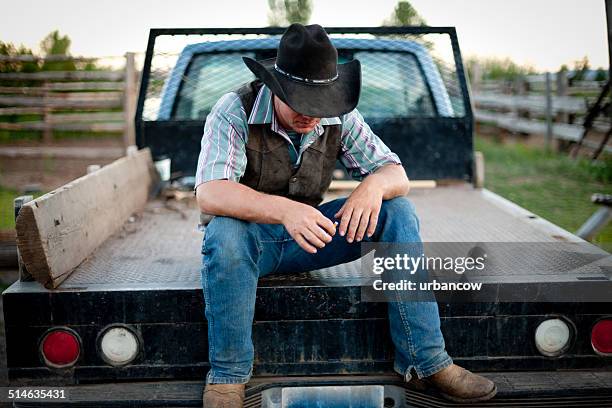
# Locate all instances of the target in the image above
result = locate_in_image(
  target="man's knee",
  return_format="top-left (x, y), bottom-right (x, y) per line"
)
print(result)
top-left (203, 216), bottom-right (260, 260)
top-left (379, 196), bottom-right (420, 234)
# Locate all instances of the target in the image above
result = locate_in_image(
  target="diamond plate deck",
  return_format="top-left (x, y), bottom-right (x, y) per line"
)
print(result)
top-left (58, 185), bottom-right (605, 288)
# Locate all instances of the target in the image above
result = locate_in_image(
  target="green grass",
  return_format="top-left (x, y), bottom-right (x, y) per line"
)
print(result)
top-left (0, 185), bottom-right (19, 230)
top-left (0, 113), bottom-right (122, 142)
top-left (0, 186), bottom-right (45, 230)
top-left (475, 136), bottom-right (612, 251)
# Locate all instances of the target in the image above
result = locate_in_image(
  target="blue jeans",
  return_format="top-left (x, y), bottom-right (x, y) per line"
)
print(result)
top-left (200, 196), bottom-right (452, 384)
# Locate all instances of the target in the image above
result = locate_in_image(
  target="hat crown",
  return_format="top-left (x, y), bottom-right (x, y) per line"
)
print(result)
top-left (276, 24), bottom-right (338, 81)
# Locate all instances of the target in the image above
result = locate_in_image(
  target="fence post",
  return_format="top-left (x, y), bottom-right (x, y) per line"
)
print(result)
top-left (42, 81), bottom-right (52, 143)
top-left (545, 72), bottom-right (553, 152)
top-left (123, 52), bottom-right (137, 149)
top-left (470, 62), bottom-right (481, 93)
top-left (556, 69), bottom-right (569, 124)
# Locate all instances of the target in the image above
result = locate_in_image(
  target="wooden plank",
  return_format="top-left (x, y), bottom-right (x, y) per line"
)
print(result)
top-left (0, 121), bottom-right (124, 132)
top-left (329, 180), bottom-right (436, 190)
top-left (0, 86), bottom-right (47, 95)
top-left (15, 148), bottom-right (158, 288)
top-left (0, 146), bottom-right (124, 159)
top-left (0, 71), bottom-right (124, 81)
top-left (0, 107), bottom-right (44, 115)
top-left (49, 112), bottom-right (123, 123)
top-left (475, 110), bottom-right (612, 153)
top-left (47, 82), bottom-right (124, 91)
top-left (473, 93), bottom-right (586, 114)
top-left (0, 95), bottom-right (122, 109)
top-left (475, 110), bottom-right (582, 140)
top-left (0, 85), bottom-right (124, 94)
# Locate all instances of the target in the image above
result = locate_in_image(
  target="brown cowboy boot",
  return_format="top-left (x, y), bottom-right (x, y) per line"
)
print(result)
top-left (425, 364), bottom-right (496, 403)
top-left (202, 383), bottom-right (245, 408)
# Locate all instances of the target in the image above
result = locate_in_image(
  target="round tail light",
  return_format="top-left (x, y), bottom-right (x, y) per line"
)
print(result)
top-left (591, 319), bottom-right (612, 355)
top-left (40, 329), bottom-right (81, 368)
top-left (535, 318), bottom-right (571, 357)
top-left (98, 326), bottom-right (140, 366)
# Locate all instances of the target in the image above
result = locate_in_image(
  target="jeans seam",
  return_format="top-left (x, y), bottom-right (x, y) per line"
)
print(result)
top-left (201, 257), bottom-right (215, 365)
top-left (393, 291), bottom-right (417, 378)
top-left (272, 241), bottom-right (286, 274)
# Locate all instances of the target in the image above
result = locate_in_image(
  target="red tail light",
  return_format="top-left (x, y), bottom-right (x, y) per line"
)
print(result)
top-left (40, 329), bottom-right (81, 368)
top-left (591, 319), bottom-right (612, 355)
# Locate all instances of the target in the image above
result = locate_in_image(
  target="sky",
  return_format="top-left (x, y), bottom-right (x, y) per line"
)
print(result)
top-left (0, 0), bottom-right (608, 71)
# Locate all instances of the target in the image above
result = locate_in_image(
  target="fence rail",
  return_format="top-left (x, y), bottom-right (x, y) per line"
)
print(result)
top-left (471, 68), bottom-right (611, 154)
top-left (0, 53), bottom-right (138, 146)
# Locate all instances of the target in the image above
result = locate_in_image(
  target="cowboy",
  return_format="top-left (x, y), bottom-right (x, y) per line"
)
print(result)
top-left (195, 24), bottom-right (496, 407)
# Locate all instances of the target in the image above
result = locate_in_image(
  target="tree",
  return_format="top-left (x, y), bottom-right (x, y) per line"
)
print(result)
top-left (570, 56), bottom-right (591, 82)
top-left (465, 56), bottom-right (537, 81)
top-left (383, 1), bottom-right (426, 26)
top-left (268, 0), bottom-right (312, 26)
top-left (40, 30), bottom-right (76, 71)
top-left (0, 41), bottom-right (39, 74)
top-left (382, 1), bottom-right (431, 49)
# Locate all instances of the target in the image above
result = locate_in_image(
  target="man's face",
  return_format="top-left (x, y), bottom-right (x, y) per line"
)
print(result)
top-left (273, 96), bottom-right (321, 133)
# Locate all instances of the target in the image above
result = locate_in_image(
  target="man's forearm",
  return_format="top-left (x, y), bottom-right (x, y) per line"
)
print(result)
top-left (196, 180), bottom-right (293, 224)
top-left (361, 163), bottom-right (410, 199)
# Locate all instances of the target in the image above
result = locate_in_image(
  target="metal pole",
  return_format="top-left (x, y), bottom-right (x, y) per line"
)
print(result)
top-left (545, 72), bottom-right (553, 152)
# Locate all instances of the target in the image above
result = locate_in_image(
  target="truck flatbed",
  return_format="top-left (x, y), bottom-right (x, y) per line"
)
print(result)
top-left (8, 183), bottom-right (603, 294)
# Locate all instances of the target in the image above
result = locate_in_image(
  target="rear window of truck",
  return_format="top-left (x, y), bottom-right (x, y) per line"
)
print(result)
top-left (171, 50), bottom-right (436, 120)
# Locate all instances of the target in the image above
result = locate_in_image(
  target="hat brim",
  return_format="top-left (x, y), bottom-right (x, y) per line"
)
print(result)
top-left (242, 57), bottom-right (361, 118)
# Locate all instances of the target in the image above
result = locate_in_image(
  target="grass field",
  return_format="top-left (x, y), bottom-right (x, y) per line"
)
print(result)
top-left (475, 136), bottom-right (611, 251)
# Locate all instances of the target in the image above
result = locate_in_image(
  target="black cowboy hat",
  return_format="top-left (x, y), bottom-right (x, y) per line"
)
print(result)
top-left (242, 23), bottom-right (361, 118)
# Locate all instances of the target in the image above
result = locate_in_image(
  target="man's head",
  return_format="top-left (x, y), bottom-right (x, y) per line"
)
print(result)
top-left (242, 23), bottom-right (361, 118)
top-left (273, 95), bottom-right (320, 133)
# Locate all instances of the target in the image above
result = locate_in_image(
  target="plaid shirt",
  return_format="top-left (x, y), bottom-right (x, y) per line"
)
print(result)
top-left (195, 84), bottom-right (401, 190)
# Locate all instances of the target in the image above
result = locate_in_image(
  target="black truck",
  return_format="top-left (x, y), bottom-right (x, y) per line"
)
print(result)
top-left (4, 27), bottom-right (612, 407)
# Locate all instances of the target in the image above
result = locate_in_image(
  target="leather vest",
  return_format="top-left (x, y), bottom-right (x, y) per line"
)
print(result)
top-left (200, 80), bottom-right (342, 226)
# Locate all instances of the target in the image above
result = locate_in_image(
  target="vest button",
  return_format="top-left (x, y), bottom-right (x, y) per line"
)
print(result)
top-left (290, 177), bottom-right (298, 183)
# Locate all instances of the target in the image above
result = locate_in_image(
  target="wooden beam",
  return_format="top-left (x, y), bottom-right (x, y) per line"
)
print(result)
top-left (47, 82), bottom-right (124, 91)
top-left (0, 122), bottom-right (123, 132)
top-left (0, 71), bottom-right (124, 81)
top-left (0, 107), bottom-right (45, 116)
top-left (0, 95), bottom-right (122, 109)
top-left (328, 180), bottom-right (436, 190)
top-left (49, 111), bottom-right (123, 123)
top-left (15, 148), bottom-right (158, 288)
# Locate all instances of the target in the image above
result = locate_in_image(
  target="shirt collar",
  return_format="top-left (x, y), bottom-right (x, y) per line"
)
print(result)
top-left (247, 85), bottom-right (342, 133)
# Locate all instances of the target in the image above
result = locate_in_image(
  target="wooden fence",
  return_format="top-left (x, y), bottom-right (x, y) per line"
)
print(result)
top-left (0, 53), bottom-right (138, 147)
top-left (470, 68), bottom-right (610, 154)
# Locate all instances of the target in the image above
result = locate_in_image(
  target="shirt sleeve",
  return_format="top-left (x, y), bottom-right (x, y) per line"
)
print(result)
top-left (194, 92), bottom-right (248, 190)
top-left (338, 108), bottom-right (402, 181)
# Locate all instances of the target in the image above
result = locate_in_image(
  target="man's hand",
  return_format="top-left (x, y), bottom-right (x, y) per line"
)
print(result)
top-left (335, 182), bottom-right (384, 243)
top-left (282, 201), bottom-right (337, 254)
top-left (334, 164), bottom-right (409, 243)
